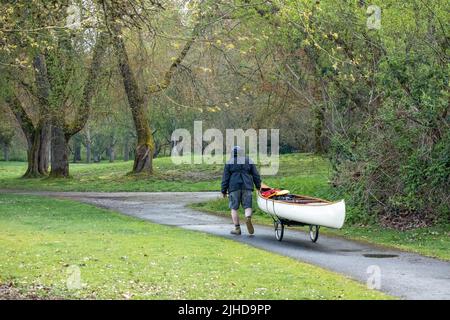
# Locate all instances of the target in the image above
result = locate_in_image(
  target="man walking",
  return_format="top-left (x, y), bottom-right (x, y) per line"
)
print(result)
top-left (221, 146), bottom-right (261, 235)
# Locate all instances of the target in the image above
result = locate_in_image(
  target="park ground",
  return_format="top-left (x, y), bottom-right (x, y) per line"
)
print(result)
top-left (1, 153), bottom-right (448, 261)
top-left (0, 193), bottom-right (389, 299)
top-left (0, 154), bottom-right (448, 299)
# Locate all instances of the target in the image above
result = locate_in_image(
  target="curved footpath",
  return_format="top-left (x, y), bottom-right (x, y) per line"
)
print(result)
top-left (2, 190), bottom-right (450, 300)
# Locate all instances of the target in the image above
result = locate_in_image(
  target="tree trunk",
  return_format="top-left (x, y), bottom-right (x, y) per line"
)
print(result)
top-left (111, 20), bottom-right (197, 173)
top-left (109, 146), bottom-right (115, 162)
top-left (314, 104), bottom-right (325, 154)
top-left (23, 123), bottom-right (50, 178)
top-left (84, 128), bottom-right (91, 164)
top-left (114, 35), bottom-right (154, 174)
top-left (133, 142), bottom-right (153, 173)
top-left (153, 140), bottom-right (161, 159)
top-left (123, 138), bottom-right (130, 161)
top-left (74, 146), bottom-right (81, 163)
top-left (50, 126), bottom-right (70, 178)
top-left (27, 54), bottom-right (51, 177)
top-left (73, 136), bottom-right (82, 163)
top-left (86, 142), bottom-right (91, 164)
top-left (6, 94), bottom-right (50, 177)
top-left (39, 123), bottom-right (50, 173)
top-left (2, 143), bottom-right (9, 161)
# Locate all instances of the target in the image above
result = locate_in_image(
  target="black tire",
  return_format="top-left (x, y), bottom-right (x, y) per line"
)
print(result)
top-left (309, 225), bottom-right (319, 243)
top-left (274, 221), bottom-right (284, 241)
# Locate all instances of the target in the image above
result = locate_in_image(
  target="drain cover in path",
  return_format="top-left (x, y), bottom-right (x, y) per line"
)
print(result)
top-left (363, 253), bottom-right (399, 258)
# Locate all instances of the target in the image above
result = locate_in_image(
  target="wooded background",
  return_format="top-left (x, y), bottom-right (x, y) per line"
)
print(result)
top-left (0, 0), bottom-right (448, 226)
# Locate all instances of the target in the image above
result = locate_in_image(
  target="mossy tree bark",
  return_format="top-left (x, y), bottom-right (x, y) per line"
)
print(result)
top-left (6, 94), bottom-right (50, 178)
top-left (111, 24), bottom-right (197, 174)
top-left (49, 126), bottom-right (70, 178)
top-left (314, 104), bottom-right (325, 154)
top-left (113, 34), bottom-right (155, 174)
top-left (26, 123), bottom-right (51, 177)
top-left (84, 128), bottom-right (92, 164)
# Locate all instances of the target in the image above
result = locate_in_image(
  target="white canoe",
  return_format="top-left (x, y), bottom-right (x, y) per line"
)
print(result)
top-left (257, 192), bottom-right (346, 229)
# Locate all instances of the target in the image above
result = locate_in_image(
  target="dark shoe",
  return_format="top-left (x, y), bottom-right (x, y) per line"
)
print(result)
top-left (230, 226), bottom-right (241, 235)
top-left (246, 217), bottom-right (254, 235)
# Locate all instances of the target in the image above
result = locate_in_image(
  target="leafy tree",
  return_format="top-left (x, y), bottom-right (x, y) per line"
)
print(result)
top-left (1, 1), bottom-right (109, 177)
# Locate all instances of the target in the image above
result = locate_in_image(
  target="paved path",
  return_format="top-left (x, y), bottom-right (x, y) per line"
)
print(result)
top-left (3, 190), bottom-right (450, 299)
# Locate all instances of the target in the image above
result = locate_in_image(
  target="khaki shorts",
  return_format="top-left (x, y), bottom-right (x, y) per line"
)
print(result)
top-left (229, 189), bottom-right (253, 210)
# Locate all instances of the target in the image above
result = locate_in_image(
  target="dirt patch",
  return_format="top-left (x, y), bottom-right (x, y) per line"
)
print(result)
top-left (156, 169), bottom-right (221, 182)
top-left (0, 283), bottom-right (60, 300)
top-left (379, 211), bottom-right (437, 230)
top-left (0, 283), bottom-right (34, 300)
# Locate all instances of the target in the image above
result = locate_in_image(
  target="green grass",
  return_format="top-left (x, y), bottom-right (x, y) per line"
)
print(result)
top-left (0, 194), bottom-right (389, 299)
top-left (0, 159), bottom-right (222, 192)
top-left (0, 153), bottom-right (331, 193)
top-left (191, 198), bottom-right (450, 261)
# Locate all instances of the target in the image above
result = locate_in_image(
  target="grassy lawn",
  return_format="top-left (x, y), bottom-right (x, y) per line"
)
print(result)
top-left (0, 153), bottom-right (330, 193)
top-left (0, 159), bottom-right (222, 192)
top-left (0, 194), bottom-right (389, 300)
top-left (191, 198), bottom-right (450, 261)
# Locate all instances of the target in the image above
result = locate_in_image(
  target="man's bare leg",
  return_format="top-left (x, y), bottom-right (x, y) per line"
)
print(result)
top-left (244, 208), bottom-right (254, 235)
top-left (231, 209), bottom-right (240, 225)
top-left (230, 209), bottom-right (241, 235)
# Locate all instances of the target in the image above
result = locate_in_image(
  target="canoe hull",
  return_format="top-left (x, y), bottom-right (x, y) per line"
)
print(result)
top-left (257, 193), bottom-right (345, 229)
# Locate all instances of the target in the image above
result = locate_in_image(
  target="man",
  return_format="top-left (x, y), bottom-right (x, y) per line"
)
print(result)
top-left (221, 146), bottom-right (261, 235)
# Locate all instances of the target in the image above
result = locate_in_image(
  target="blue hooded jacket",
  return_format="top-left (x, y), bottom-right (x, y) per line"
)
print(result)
top-left (221, 151), bottom-right (261, 193)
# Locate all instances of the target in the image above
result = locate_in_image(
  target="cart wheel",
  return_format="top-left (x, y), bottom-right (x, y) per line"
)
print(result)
top-left (274, 221), bottom-right (284, 241)
top-left (309, 225), bottom-right (320, 243)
